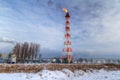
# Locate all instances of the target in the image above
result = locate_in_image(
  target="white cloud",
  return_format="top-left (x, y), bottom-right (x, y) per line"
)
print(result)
top-left (0, 37), bottom-right (16, 44)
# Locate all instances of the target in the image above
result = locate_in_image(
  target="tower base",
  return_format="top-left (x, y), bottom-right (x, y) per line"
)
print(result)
top-left (62, 55), bottom-right (73, 63)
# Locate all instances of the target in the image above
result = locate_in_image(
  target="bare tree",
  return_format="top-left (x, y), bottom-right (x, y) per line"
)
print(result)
top-left (0, 53), bottom-right (2, 58)
top-left (12, 42), bottom-right (40, 63)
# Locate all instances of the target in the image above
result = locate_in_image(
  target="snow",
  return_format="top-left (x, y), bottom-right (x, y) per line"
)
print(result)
top-left (0, 69), bottom-right (120, 80)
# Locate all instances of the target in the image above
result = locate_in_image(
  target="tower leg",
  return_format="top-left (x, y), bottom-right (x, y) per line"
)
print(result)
top-left (67, 54), bottom-right (71, 63)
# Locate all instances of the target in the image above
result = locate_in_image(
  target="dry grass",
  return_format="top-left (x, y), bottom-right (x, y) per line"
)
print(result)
top-left (0, 64), bottom-right (120, 73)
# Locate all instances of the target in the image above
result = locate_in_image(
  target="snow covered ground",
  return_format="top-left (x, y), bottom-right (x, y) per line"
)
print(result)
top-left (0, 69), bottom-right (120, 80)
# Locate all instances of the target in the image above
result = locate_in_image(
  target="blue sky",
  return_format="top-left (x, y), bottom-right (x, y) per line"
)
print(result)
top-left (0, 0), bottom-right (120, 58)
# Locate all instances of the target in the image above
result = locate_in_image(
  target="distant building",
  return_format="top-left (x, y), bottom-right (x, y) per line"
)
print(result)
top-left (11, 53), bottom-right (16, 63)
top-left (77, 58), bottom-right (120, 64)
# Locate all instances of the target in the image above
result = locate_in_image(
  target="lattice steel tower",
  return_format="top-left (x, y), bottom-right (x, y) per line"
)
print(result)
top-left (63, 12), bottom-right (72, 63)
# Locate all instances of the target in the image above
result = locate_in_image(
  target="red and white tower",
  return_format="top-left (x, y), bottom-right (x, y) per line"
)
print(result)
top-left (63, 8), bottom-right (72, 63)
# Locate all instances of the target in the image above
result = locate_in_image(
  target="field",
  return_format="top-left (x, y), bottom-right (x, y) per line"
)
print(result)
top-left (0, 64), bottom-right (120, 80)
top-left (0, 64), bottom-right (120, 73)
top-left (0, 67), bottom-right (120, 80)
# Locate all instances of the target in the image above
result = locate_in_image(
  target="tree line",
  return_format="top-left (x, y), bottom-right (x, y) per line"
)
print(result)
top-left (13, 42), bottom-right (40, 63)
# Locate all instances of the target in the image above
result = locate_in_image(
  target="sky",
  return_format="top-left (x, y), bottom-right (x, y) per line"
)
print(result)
top-left (0, 0), bottom-right (120, 59)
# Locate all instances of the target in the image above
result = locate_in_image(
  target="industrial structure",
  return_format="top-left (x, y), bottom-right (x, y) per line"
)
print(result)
top-left (63, 8), bottom-right (72, 63)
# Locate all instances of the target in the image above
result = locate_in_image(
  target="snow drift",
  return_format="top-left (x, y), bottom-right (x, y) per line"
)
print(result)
top-left (0, 69), bottom-right (120, 80)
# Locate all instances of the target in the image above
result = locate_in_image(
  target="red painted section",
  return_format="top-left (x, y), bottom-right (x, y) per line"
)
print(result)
top-left (65, 33), bottom-right (71, 38)
top-left (66, 26), bottom-right (70, 31)
top-left (65, 13), bottom-right (70, 18)
top-left (66, 21), bottom-right (70, 24)
top-left (63, 47), bottom-right (72, 52)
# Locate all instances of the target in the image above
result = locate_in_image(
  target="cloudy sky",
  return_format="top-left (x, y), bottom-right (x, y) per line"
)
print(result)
top-left (0, 0), bottom-right (120, 59)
